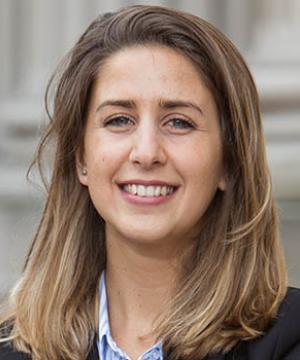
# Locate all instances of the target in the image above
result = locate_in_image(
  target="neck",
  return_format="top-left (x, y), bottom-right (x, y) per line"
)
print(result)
top-left (104, 228), bottom-right (190, 356)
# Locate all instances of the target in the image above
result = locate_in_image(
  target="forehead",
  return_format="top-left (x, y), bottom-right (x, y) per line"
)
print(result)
top-left (90, 45), bottom-right (214, 107)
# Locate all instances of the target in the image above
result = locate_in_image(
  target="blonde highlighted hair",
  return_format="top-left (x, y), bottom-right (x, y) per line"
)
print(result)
top-left (0, 5), bottom-right (287, 359)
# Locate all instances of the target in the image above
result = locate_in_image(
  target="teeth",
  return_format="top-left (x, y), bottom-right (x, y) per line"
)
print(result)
top-left (146, 186), bottom-right (155, 197)
top-left (137, 185), bottom-right (146, 196)
top-left (154, 186), bottom-right (161, 197)
top-left (161, 186), bottom-right (167, 196)
top-left (132, 184), bottom-right (137, 194)
top-left (122, 184), bottom-right (175, 197)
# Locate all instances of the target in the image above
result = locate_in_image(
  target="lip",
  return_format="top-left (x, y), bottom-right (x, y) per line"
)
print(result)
top-left (117, 179), bottom-right (179, 205)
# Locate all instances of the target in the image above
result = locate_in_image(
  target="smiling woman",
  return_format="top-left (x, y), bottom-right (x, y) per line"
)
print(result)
top-left (77, 45), bottom-right (224, 247)
top-left (0, 4), bottom-right (300, 360)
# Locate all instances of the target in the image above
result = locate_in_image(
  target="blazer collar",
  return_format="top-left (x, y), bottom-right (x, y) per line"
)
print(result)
top-left (87, 337), bottom-right (99, 360)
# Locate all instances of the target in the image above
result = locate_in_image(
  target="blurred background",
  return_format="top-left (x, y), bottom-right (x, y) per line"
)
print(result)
top-left (0, 0), bottom-right (299, 295)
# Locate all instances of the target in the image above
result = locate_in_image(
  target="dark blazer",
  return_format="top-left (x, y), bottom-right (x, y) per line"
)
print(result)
top-left (1, 287), bottom-right (299, 359)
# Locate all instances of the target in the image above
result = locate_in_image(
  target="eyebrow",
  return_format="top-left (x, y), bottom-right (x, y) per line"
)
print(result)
top-left (96, 99), bottom-right (203, 115)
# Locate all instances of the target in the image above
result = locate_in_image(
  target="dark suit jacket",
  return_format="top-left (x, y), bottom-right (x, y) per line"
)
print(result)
top-left (1, 287), bottom-right (299, 359)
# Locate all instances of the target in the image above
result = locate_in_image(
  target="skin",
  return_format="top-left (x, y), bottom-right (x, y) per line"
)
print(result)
top-left (77, 45), bottom-right (225, 359)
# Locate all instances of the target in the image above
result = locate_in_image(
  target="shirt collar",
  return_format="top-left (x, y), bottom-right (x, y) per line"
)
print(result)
top-left (98, 271), bottom-right (129, 357)
top-left (98, 271), bottom-right (163, 360)
top-left (98, 271), bottom-right (109, 345)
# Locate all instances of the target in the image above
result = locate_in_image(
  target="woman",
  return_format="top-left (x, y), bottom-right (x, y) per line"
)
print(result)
top-left (0, 4), bottom-right (299, 360)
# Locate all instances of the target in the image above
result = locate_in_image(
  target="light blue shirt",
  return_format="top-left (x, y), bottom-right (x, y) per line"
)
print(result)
top-left (97, 272), bottom-right (163, 360)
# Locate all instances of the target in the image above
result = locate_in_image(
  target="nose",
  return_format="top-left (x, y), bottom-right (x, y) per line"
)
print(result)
top-left (129, 120), bottom-right (167, 169)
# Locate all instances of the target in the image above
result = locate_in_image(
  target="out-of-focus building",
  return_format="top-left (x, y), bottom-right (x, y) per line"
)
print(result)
top-left (1, 0), bottom-right (299, 294)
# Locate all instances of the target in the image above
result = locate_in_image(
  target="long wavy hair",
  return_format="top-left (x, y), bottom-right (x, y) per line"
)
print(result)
top-left (0, 5), bottom-right (287, 360)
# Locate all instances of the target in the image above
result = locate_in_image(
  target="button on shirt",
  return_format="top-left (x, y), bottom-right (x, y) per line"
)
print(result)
top-left (97, 272), bottom-right (164, 360)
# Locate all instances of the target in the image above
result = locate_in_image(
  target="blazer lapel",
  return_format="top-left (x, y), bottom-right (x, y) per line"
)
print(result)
top-left (86, 337), bottom-right (99, 360)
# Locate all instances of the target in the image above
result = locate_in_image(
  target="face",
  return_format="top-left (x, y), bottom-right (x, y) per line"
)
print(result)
top-left (77, 45), bottom-right (225, 249)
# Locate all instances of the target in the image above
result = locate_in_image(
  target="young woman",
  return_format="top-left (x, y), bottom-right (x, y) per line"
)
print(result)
top-left (1, 5), bottom-right (299, 360)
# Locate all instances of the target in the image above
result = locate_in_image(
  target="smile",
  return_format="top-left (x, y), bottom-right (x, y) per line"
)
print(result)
top-left (121, 184), bottom-right (176, 197)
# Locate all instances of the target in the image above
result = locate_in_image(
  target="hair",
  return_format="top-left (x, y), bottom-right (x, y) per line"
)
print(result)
top-left (0, 4), bottom-right (287, 360)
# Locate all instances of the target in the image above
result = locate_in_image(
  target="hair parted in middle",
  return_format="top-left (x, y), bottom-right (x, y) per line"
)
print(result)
top-left (1, 5), bottom-right (287, 360)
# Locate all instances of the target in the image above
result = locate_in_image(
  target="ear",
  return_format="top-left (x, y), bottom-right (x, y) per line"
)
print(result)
top-left (75, 150), bottom-right (88, 186)
top-left (218, 175), bottom-right (226, 191)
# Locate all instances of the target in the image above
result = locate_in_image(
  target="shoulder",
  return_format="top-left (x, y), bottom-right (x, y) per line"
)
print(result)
top-left (0, 338), bottom-right (99, 360)
top-left (246, 287), bottom-right (300, 360)
top-left (0, 341), bottom-right (30, 360)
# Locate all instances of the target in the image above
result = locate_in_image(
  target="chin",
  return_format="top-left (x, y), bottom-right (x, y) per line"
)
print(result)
top-left (115, 224), bottom-right (177, 246)
top-left (125, 230), bottom-right (169, 245)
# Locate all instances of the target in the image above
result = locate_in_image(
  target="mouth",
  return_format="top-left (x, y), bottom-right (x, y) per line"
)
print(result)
top-left (119, 183), bottom-right (177, 197)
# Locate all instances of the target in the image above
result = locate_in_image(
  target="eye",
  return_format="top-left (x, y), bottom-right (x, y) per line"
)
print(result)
top-left (166, 118), bottom-right (195, 130)
top-left (104, 115), bottom-right (134, 128)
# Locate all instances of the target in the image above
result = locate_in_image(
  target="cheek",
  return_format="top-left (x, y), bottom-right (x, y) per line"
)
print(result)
top-left (85, 137), bottom-right (129, 180)
top-left (85, 134), bottom-right (109, 165)
top-left (180, 143), bottom-right (222, 180)
top-left (179, 155), bottom-right (223, 213)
